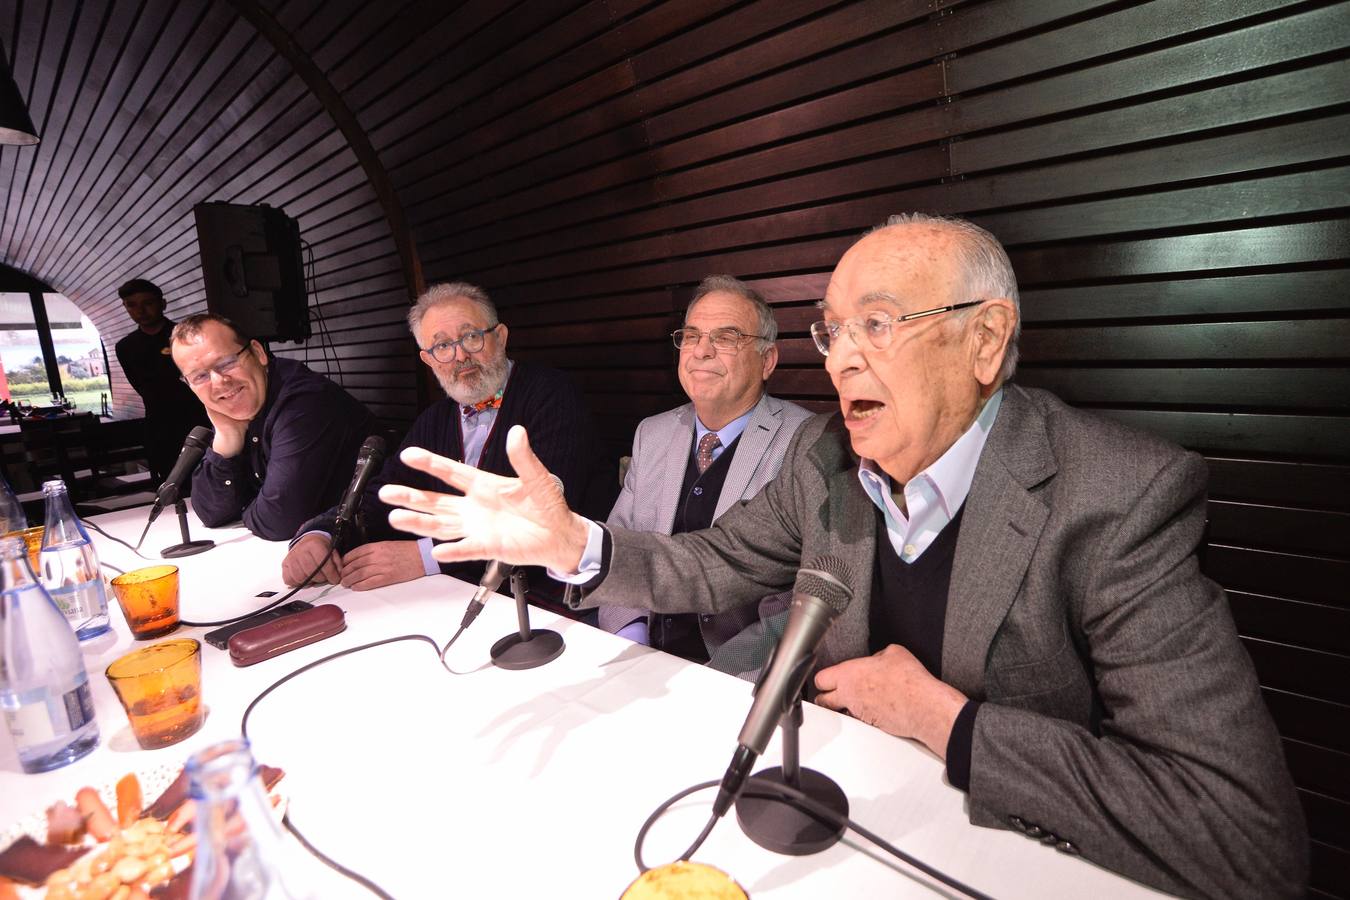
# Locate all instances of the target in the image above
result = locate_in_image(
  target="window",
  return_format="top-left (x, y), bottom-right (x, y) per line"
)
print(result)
top-left (0, 290), bottom-right (113, 413)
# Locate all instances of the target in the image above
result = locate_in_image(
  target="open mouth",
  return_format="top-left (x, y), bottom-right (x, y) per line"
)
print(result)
top-left (216, 386), bottom-right (244, 403)
top-left (845, 399), bottom-right (885, 421)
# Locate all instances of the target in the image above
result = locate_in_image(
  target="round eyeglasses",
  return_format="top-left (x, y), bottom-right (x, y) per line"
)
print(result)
top-left (671, 327), bottom-right (769, 353)
top-left (422, 324), bottom-right (499, 363)
top-left (809, 301), bottom-right (985, 356)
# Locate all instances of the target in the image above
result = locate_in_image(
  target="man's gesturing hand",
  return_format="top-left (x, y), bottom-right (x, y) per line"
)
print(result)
top-left (814, 644), bottom-right (968, 759)
top-left (377, 425), bottom-right (591, 574)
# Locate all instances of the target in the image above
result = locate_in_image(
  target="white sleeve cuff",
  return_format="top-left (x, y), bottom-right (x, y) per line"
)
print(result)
top-left (547, 519), bottom-right (604, 585)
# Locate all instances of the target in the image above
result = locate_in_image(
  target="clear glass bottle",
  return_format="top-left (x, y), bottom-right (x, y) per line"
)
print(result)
top-left (0, 474), bottom-right (26, 534)
top-left (188, 738), bottom-right (312, 900)
top-left (0, 535), bottom-right (99, 773)
top-left (39, 479), bottom-right (110, 640)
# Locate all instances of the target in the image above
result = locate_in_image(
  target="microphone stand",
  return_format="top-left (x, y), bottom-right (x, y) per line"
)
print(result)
top-left (489, 568), bottom-right (565, 670)
top-left (734, 685), bottom-right (848, 855)
top-left (160, 498), bottom-right (214, 558)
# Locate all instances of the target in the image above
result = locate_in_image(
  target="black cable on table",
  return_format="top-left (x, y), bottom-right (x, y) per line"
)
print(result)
top-left (633, 779), bottom-right (997, 900)
top-left (85, 519), bottom-right (157, 561)
top-left (178, 542), bottom-right (337, 627)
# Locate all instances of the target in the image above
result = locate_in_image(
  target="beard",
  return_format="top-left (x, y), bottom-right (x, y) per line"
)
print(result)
top-left (436, 352), bottom-right (510, 406)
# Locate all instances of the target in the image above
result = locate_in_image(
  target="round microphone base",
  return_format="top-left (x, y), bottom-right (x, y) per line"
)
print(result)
top-left (490, 629), bottom-right (564, 670)
top-left (161, 539), bottom-right (215, 558)
top-left (735, 767), bottom-right (848, 856)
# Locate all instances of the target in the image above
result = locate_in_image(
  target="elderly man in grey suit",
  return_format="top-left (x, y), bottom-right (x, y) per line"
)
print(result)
top-left (378, 214), bottom-right (1307, 899)
top-left (600, 275), bottom-right (811, 672)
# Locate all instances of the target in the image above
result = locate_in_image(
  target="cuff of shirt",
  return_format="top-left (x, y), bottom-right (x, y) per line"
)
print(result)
top-left (615, 619), bottom-right (649, 644)
top-left (546, 519), bottom-right (604, 584)
top-left (290, 529), bottom-right (331, 549)
top-left (945, 700), bottom-right (980, 793)
top-left (418, 538), bottom-right (438, 577)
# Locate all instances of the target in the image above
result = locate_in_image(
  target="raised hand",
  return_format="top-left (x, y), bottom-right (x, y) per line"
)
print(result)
top-left (376, 425), bottom-right (591, 574)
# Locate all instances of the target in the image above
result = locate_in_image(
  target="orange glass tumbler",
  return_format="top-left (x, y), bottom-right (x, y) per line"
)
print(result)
top-left (105, 639), bottom-right (204, 750)
top-left (110, 564), bottom-right (180, 639)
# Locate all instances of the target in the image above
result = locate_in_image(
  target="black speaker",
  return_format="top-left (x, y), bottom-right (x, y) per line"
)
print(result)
top-left (193, 202), bottom-right (310, 343)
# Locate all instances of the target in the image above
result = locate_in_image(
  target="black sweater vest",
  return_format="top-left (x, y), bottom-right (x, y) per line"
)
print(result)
top-left (869, 504), bottom-right (966, 677)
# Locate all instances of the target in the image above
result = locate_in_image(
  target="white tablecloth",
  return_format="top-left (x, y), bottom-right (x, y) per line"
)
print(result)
top-left (0, 503), bottom-right (1168, 899)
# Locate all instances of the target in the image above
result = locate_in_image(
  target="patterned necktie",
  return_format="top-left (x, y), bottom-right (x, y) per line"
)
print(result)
top-left (696, 432), bottom-right (721, 474)
top-left (463, 391), bottom-right (503, 418)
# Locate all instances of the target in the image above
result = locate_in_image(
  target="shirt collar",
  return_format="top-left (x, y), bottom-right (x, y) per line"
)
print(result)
top-left (858, 388), bottom-right (1003, 518)
top-left (694, 402), bottom-right (756, 451)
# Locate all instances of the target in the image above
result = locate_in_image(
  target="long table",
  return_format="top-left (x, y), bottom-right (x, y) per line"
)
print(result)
top-left (0, 504), bottom-right (1169, 898)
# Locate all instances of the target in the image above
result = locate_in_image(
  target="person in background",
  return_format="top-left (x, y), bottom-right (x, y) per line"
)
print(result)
top-left (170, 313), bottom-right (375, 541)
top-left (280, 281), bottom-right (615, 591)
top-left (114, 279), bottom-right (208, 485)
top-left (600, 275), bottom-right (811, 677)
top-left (377, 215), bottom-right (1307, 900)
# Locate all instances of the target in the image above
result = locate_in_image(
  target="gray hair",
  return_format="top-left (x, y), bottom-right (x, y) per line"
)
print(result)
top-left (686, 274), bottom-right (778, 348)
top-left (407, 282), bottom-right (498, 343)
top-left (873, 213), bottom-right (1021, 382)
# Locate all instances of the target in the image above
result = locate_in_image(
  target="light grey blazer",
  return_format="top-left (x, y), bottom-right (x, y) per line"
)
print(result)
top-left (576, 384), bottom-right (1307, 900)
top-left (599, 393), bottom-right (812, 675)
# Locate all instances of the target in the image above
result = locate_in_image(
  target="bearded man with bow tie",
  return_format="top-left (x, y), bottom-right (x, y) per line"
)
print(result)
top-left (281, 281), bottom-right (615, 591)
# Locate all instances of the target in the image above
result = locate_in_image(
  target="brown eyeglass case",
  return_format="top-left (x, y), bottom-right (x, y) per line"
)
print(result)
top-left (228, 603), bottom-right (347, 667)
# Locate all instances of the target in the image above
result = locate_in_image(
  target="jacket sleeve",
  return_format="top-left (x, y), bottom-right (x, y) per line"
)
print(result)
top-left (597, 419), bottom-right (649, 635)
top-left (968, 452), bottom-right (1308, 900)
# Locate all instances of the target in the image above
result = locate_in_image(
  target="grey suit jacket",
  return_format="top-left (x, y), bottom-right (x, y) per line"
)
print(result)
top-left (576, 384), bottom-right (1306, 899)
top-left (599, 393), bottom-right (812, 675)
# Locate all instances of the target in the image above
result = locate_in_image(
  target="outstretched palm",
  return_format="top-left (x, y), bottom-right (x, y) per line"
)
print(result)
top-left (376, 425), bottom-right (589, 573)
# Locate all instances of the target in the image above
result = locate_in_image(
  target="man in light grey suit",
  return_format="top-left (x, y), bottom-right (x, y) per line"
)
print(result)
top-left (379, 214), bottom-right (1307, 899)
top-left (600, 276), bottom-right (811, 673)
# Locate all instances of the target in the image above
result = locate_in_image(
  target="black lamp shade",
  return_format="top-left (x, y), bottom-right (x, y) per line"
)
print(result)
top-left (0, 43), bottom-right (38, 146)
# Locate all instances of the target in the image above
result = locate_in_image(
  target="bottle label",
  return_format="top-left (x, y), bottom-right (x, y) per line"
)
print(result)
top-left (3, 682), bottom-right (94, 748)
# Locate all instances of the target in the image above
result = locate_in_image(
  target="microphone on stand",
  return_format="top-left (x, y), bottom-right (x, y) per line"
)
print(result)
top-left (712, 558), bottom-right (854, 820)
top-left (137, 426), bottom-right (213, 548)
top-left (457, 560), bottom-right (512, 631)
top-left (332, 435), bottom-right (388, 542)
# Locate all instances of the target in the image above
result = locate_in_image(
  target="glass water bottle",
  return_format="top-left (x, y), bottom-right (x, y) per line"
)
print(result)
top-left (0, 535), bottom-right (100, 772)
top-left (189, 738), bottom-right (313, 900)
top-left (39, 479), bottom-right (109, 640)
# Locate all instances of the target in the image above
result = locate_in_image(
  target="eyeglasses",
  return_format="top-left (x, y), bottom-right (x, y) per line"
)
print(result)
top-left (671, 327), bottom-right (769, 353)
top-left (809, 301), bottom-right (985, 356)
top-left (421, 324), bottom-right (498, 363)
top-left (181, 347), bottom-right (251, 387)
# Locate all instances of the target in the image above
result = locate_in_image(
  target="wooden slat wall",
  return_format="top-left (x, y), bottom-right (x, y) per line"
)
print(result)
top-left (1, 1), bottom-right (1347, 894)
top-left (0, 0), bottom-right (419, 426)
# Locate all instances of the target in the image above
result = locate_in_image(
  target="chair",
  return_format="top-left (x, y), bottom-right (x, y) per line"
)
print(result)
top-left (19, 413), bottom-right (108, 502)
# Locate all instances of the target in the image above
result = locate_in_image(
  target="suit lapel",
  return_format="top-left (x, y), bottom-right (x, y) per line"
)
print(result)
top-left (717, 395), bottom-right (779, 517)
top-left (654, 405), bottom-right (695, 532)
top-left (942, 386), bottom-right (1055, 697)
top-left (807, 420), bottom-right (876, 668)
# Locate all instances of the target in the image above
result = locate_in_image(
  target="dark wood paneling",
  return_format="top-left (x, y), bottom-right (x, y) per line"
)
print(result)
top-left (5, 0), bottom-right (1349, 886)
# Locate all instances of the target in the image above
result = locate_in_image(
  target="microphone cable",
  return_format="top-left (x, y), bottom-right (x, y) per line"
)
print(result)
top-left (633, 778), bottom-right (996, 900)
top-left (237, 612), bottom-right (503, 894)
top-left (178, 542), bottom-right (338, 628)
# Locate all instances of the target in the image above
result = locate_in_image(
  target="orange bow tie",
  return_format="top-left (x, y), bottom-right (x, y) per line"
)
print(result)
top-left (463, 392), bottom-right (503, 417)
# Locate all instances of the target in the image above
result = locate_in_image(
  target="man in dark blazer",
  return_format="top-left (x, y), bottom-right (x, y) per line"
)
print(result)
top-left (378, 215), bottom-right (1307, 899)
top-left (599, 275), bottom-right (812, 674)
top-left (281, 281), bottom-right (614, 590)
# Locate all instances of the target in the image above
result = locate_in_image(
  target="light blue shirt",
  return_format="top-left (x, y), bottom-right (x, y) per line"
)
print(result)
top-left (858, 389), bottom-right (1002, 562)
top-left (558, 390), bottom-right (1003, 586)
top-left (694, 407), bottom-right (754, 466)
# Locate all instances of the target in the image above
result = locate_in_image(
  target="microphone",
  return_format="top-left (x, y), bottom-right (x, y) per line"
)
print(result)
top-left (712, 558), bottom-right (854, 818)
top-left (333, 435), bottom-right (388, 532)
top-left (458, 560), bottom-right (512, 630)
top-left (144, 426), bottom-right (214, 529)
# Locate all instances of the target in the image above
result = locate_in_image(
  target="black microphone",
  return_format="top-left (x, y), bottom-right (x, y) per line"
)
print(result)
top-left (712, 558), bottom-right (854, 818)
top-left (145, 426), bottom-right (214, 528)
top-left (333, 435), bottom-right (388, 532)
top-left (458, 560), bottom-right (512, 630)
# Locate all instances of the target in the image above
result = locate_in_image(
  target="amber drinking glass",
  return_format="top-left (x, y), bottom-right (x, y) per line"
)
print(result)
top-left (105, 638), bottom-right (204, 749)
top-left (110, 564), bottom-right (180, 639)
